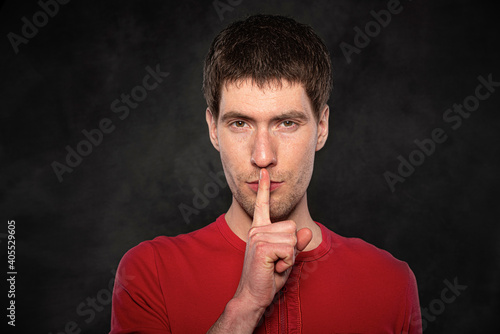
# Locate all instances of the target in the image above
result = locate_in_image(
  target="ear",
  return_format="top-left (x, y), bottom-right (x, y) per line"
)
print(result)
top-left (206, 108), bottom-right (220, 151)
top-left (316, 105), bottom-right (329, 151)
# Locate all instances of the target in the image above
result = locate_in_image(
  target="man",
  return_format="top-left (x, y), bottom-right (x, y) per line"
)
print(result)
top-left (110, 14), bottom-right (422, 333)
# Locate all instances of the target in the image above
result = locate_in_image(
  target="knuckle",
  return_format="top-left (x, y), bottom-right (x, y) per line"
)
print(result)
top-left (254, 241), bottom-right (267, 253)
top-left (283, 220), bottom-right (296, 232)
top-left (252, 231), bottom-right (264, 241)
top-left (248, 227), bottom-right (259, 238)
top-left (281, 233), bottom-right (296, 245)
top-left (286, 245), bottom-right (296, 261)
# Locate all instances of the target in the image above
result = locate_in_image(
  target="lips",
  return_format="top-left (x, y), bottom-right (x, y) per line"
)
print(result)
top-left (269, 182), bottom-right (283, 191)
top-left (247, 181), bottom-right (283, 192)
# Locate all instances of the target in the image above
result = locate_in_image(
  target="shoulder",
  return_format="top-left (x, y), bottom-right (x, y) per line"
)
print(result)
top-left (315, 226), bottom-right (421, 331)
top-left (325, 227), bottom-right (412, 283)
top-left (323, 227), bottom-right (419, 309)
top-left (119, 220), bottom-right (220, 267)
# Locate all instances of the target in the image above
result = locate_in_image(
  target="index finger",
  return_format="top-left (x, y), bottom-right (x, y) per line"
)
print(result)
top-left (252, 168), bottom-right (271, 227)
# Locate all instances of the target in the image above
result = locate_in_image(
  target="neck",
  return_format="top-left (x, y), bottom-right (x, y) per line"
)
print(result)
top-left (225, 192), bottom-right (322, 252)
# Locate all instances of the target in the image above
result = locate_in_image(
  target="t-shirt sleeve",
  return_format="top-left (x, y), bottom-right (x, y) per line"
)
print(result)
top-left (403, 266), bottom-right (423, 334)
top-left (110, 241), bottom-right (171, 334)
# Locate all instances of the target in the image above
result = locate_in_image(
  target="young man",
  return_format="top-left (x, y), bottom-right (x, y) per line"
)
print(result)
top-left (110, 14), bottom-right (422, 333)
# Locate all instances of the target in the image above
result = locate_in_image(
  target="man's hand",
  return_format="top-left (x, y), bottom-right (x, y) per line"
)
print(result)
top-left (208, 168), bottom-right (312, 333)
top-left (233, 168), bottom-right (312, 310)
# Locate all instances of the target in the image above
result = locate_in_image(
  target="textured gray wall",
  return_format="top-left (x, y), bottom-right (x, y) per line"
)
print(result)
top-left (1, 0), bottom-right (499, 333)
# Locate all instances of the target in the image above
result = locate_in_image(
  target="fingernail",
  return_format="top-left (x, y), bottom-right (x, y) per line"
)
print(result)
top-left (260, 169), bottom-right (263, 180)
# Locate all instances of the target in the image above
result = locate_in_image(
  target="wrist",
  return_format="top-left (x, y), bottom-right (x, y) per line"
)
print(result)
top-left (224, 296), bottom-right (265, 331)
top-left (207, 294), bottom-right (266, 333)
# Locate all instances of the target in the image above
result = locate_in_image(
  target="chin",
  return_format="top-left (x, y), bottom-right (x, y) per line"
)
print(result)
top-left (269, 203), bottom-right (297, 223)
top-left (235, 190), bottom-right (301, 223)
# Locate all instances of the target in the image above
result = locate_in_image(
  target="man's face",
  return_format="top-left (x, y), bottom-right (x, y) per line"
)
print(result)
top-left (207, 79), bottom-right (329, 222)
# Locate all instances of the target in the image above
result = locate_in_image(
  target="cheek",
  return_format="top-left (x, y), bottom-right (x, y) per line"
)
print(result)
top-left (279, 131), bottom-right (317, 162)
top-left (219, 140), bottom-right (247, 187)
top-left (219, 130), bottom-right (250, 163)
top-left (220, 140), bottom-right (244, 165)
top-left (282, 135), bottom-right (317, 187)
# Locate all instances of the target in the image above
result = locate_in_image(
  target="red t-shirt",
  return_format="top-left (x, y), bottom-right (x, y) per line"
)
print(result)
top-left (110, 214), bottom-right (422, 333)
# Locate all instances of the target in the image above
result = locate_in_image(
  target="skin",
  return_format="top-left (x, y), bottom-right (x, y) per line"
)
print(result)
top-left (206, 79), bottom-right (329, 333)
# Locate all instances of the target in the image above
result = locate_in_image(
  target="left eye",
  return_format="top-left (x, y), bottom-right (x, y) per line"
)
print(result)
top-left (282, 120), bottom-right (295, 127)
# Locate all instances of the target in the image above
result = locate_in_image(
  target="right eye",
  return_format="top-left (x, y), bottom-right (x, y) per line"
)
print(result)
top-left (231, 121), bottom-right (247, 128)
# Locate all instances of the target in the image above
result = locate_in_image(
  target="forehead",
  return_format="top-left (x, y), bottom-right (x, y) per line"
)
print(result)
top-left (219, 79), bottom-right (313, 119)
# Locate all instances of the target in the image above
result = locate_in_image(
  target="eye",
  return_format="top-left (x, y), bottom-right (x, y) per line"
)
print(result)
top-left (231, 121), bottom-right (247, 128)
top-left (281, 120), bottom-right (296, 127)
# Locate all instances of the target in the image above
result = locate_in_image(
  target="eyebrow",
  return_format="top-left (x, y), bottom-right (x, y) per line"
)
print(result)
top-left (220, 110), bottom-right (310, 123)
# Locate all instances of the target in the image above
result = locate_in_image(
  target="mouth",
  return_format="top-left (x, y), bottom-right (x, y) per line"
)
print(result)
top-left (247, 181), bottom-right (284, 192)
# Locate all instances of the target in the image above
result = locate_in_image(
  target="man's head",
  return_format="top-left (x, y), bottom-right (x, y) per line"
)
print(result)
top-left (203, 14), bottom-right (332, 121)
top-left (204, 14), bottom-right (332, 222)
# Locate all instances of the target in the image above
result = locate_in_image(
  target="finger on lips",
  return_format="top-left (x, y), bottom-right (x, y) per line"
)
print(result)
top-left (252, 168), bottom-right (271, 227)
top-left (249, 168), bottom-right (306, 273)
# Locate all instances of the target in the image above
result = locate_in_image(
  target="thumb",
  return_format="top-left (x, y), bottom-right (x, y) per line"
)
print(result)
top-left (296, 228), bottom-right (313, 252)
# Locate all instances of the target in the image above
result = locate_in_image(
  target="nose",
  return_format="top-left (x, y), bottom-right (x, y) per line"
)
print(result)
top-left (250, 128), bottom-right (277, 168)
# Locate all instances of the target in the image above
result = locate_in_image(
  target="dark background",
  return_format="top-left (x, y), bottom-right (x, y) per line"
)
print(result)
top-left (1, 0), bottom-right (499, 333)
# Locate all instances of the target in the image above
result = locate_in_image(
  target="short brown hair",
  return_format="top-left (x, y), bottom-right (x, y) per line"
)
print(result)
top-left (203, 14), bottom-right (332, 120)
